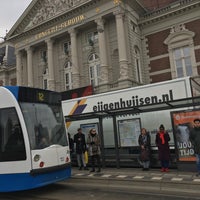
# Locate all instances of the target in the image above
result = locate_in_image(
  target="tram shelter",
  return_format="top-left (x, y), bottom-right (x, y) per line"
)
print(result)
top-left (64, 95), bottom-right (200, 171)
top-left (62, 77), bottom-right (200, 171)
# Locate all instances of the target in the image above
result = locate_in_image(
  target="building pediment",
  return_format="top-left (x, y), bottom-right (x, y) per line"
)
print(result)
top-left (7, 0), bottom-right (91, 39)
top-left (164, 24), bottom-right (195, 45)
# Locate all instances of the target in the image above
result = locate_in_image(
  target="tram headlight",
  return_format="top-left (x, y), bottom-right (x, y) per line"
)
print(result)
top-left (66, 156), bottom-right (69, 163)
top-left (39, 161), bottom-right (44, 168)
top-left (34, 154), bottom-right (41, 162)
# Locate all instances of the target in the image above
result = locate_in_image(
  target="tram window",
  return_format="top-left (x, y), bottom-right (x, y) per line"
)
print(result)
top-left (0, 108), bottom-right (26, 161)
top-left (20, 103), bottom-right (68, 149)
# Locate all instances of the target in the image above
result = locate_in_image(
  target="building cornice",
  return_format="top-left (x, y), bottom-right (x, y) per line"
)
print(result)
top-left (139, 0), bottom-right (200, 27)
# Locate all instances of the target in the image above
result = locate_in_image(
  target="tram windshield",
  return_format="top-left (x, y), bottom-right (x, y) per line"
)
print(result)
top-left (20, 102), bottom-right (68, 150)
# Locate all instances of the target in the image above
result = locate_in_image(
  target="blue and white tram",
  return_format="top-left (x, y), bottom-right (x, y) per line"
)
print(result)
top-left (0, 86), bottom-right (71, 192)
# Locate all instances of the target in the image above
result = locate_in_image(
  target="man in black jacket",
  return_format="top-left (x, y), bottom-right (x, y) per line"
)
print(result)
top-left (74, 128), bottom-right (88, 170)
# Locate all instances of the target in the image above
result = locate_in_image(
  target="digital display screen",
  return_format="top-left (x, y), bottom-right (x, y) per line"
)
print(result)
top-left (18, 87), bottom-right (61, 105)
top-left (5, 86), bottom-right (61, 105)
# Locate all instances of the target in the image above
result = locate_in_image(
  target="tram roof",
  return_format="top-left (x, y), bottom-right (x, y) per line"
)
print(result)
top-left (65, 95), bottom-right (200, 122)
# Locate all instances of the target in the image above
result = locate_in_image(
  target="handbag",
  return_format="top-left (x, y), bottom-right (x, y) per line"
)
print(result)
top-left (140, 149), bottom-right (150, 161)
top-left (84, 151), bottom-right (88, 164)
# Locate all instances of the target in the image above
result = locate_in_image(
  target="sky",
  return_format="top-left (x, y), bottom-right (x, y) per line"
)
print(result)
top-left (0, 0), bottom-right (32, 40)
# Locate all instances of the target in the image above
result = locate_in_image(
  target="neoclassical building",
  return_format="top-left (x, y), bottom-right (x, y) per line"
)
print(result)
top-left (1, 0), bottom-right (200, 94)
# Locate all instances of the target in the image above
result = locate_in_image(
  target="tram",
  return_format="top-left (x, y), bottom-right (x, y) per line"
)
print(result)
top-left (0, 86), bottom-right (71, 192)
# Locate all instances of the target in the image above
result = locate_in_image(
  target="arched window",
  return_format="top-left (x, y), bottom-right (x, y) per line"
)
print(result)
top-left (88, 53), bottom-right (100, 86)
top-left (164, 24), bottom-right (197, 79)
top-left (64, 61), bottom-right (72, 90)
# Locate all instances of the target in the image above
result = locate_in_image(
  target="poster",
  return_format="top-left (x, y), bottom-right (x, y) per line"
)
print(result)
top-left (80, 123), bottom-right (99, 136)
top-left (118, 118), bottom-right (141, 147)
top-left (171, 110), bottom-right (200, 161)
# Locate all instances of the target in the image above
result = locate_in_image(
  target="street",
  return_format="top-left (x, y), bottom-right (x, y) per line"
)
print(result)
top-left (0, 179), bottom-right (200, 200)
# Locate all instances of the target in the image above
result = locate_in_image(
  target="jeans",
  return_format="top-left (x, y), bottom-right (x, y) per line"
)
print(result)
top-left (142, 161), bottom-right (150, 169)
top-left (161, 160), bottom-right (169, 168)
top-left (196, 154), bottom-right (200, 173)
top-left (91, 154), bottom-right (101, 170)
top-left (76, 153), bottom-right (86, 168)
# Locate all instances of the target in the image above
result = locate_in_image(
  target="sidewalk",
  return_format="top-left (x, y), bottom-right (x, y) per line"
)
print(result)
top-left (71, 167), bottom-right (200, 196)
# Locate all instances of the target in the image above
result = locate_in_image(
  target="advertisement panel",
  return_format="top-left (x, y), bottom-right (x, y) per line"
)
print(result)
top-left (80, 123), bottom-right (99, 136)
top-left (171, 110), bottom-right (200, 161)
top-left (62, 77), bottom-right (192, 123)
top-left (118, 118), bottom-right (141, 147)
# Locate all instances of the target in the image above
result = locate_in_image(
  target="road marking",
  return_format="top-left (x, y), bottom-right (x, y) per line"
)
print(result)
top-left (151, 177), bottom-right (162, 180)
top-left (88, 174), bottom-right (94, 177)
top-left (171, 178), bottom-right (183, 181)
top-left (133, 176), bottom-right (144, 179)
top-left (193, 179), bottom-right (200, 182)
top-left (101, 174), bottom-right (112, 178)
top-left (76, 173), bottom-right (84, 176)
top-left (116, 175), bottom-right (127, 178)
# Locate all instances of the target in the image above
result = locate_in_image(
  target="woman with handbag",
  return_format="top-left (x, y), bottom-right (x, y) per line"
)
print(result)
top-left (138, 128), bottom-right (151, 171)
top-left (87, 128), bottom-right (101, 172)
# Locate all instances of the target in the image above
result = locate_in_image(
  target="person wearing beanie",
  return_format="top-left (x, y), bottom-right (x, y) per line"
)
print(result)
top-left (189, 118), bottom-right (200, 176)
top-left (155, 124), bottom-right (171, 172)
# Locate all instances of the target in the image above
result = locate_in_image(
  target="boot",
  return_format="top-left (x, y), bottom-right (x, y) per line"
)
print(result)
top-left (90, 168), bottom-right (95, 172)
top-left (96, 168), bottom-right (101, 173)
top-left (84, 166), bottom-right (89, 170)
top-left (161, 167), bottom-right (165, 172)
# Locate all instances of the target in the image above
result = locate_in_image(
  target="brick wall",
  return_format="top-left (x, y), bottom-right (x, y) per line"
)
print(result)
top-left (150, 57), bottom-right (170, 73)
top-left (186, 19), bottom-right (200, 46)
top-left (151, 72), bottom-right (172, 83)
top-left (146, 29), bottom-right (170, 58)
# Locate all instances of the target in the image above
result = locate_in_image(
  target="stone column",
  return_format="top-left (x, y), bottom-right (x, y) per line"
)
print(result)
top-left (46, 39), bottom-right (55, 91)
top-left (114, 10), bottom-right (128, 80)
top-left (26, 47), bottom-right (33, 87)
top-left (95, 18), bottom-right (109, 84)
top-left (16, 50), bottom-right (22, 86)
top-left (69, 28), bottom-right (80, 89)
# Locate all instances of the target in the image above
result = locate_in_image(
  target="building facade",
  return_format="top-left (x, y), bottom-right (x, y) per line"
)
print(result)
top-left (2, 0), bottom-right (200, 94)
top-left (0, 42), bottom-right (16, 86)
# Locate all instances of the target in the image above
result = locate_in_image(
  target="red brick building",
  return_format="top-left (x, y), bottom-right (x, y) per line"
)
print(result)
top-left (139, 0), bottom-right (200, 84)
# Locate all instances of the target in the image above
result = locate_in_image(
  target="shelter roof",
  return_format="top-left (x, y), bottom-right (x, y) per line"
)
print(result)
top-left (65, 95), bottom-right (200, 121)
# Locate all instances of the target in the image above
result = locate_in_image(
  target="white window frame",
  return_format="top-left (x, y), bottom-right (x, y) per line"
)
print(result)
top-left (42, 68), bottom-right (48, 90)
top-left (164, 24), bottom-right (197, 79)
top-left (173, 46), bottom-right (193, 78)
top-left (134, 46), bottom-right (142, 83)
top-left (43, 79), bottom-right (48, 90)
top-left (41, 50), bottom-right (47, 63)
top-left (63, 41), bottom-right (71, 55)
top-left (87, 31), bottom-right (98, 45)
top-left (64, 61), bottom-right (72, 90)
top-left (88, 53), bottom-right (100, 86)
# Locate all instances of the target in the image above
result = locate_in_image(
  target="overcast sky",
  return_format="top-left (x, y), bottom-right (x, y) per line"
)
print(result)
top-left (0, 0), bottom-right (32, 40)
